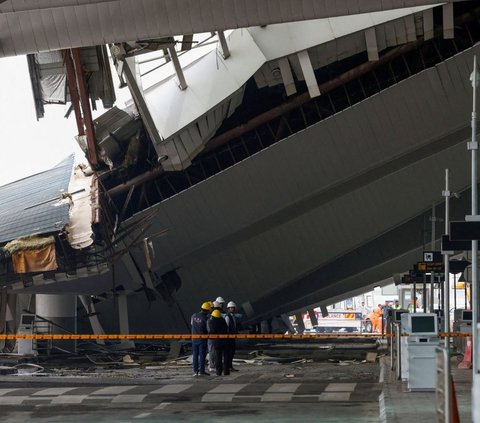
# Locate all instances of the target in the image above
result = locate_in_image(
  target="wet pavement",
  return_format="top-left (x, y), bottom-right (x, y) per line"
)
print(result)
top-left (0, 360), bottom-right (381, 422)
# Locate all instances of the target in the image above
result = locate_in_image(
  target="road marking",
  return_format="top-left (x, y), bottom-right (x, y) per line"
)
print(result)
top-left (32, 387), bottom-right (77, 396)
top-left (207, 384), bottom-right (247, 394)
top-left (51, 395), bottom-right (88, 404)
top-left (266, 383), bottom-right (301, 393)
top-left (0, 396), bottom-right (28, 405)
top-left (154, 402), bottom-right (172, 410)
top-left (201, 393), bottom-right (234, 402)
top-left (0, 389), bottom-right (18, 396)
top-left (134, 413), bottom-right (152, 419)
top-left (111, 394), bottom-right (147, 403)
top-left (151, 384), bottom-right (192, 394)
top-left (319, 392), bottom-right (351, 401)
top-left (261, 393), bottom-right (294, 402)
top-left (324, 383), bottom-right (357, 392)
top-left (91, 386), bottom-right (136, 395)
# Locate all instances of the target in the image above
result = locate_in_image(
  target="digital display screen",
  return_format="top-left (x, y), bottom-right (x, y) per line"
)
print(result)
top-left (411, 316), bottom-right (436, 333)
top-left (462, 311), bottom-right (472, 321)
top-left (394, 310), bottom-right (406, 321)
top-left (21, 315), bottom-right (34, 325)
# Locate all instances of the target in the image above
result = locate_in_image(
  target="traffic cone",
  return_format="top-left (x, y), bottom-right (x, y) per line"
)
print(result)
top-left (450, 376), bottom-right (460, 423)
top-left (458, 336), bottom-right (472, 369)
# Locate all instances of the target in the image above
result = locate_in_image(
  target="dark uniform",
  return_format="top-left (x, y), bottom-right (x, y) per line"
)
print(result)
top-left (207, 316), bottom-right (229, 376)
top-left (191, 310), bottom-right (209, 375)
top-left (224, 312), bottom-right (238, 371)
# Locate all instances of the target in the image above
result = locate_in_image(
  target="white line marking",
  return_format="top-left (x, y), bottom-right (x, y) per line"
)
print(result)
top-left (32, 387), bottom-right (77, 396)
top-left (150, 384), bottom-right (192, 394)
top-left (0, 389), bottom-right (19, 396)
top-left (266, 383), bottom-right (301, 393)
top-left (324, 383), bottom-right (357, 392)
top-left (201, 393), bottom-right (234, 402)
top-left (0, 396), bottom-right (28, 405)
top-left (261, 393), bottom-right (294, 402)
top-left (207, 384), bottom-right (247, 394)
top-left (319, 392), bottom-right (351, 401)
top-left (134, 413), bottom-right (152, 419)
top-left (91, 386), bottom-right (136, 395)
top-left (111, 394), bottom-right (147, 403)
top-left (51, 395), bottom-right (88, 404)
top-left (154, 402), bottom-right (172, 410)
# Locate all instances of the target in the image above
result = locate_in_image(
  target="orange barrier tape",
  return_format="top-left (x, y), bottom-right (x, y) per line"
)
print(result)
top-left (0, 333), bottom-right (471, 340)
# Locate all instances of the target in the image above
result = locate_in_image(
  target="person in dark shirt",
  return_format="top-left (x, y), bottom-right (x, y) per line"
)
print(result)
top-left (191, 302), bottom-right (212, 376)
top-left (207, 309), bottom-right (229, 376)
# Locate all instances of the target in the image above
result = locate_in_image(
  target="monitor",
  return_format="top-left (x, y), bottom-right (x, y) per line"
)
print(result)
top-left (401, 313), bottom-right (438, 336)
top-left (410, 315), bottom-right (437, 336)
top-left (462, 310), bottom-right (472, 321)
top-left (20, 314), bottom-right (35, 325)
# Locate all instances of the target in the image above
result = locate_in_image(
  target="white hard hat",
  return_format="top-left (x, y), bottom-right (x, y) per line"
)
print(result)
top-left (215, 297), bottom-right (225, 303)
top-left (227, 301), bottom-right (236, 308)
top-left (213, 301), bottom-right (221, 308)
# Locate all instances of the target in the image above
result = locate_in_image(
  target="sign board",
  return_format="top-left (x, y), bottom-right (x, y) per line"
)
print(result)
top-left (423, 251), bottom-right (442, 262)
top-left (441, 235), bottom-right (472, 252)
top-left (450, 221), bottom-right (480, 241)
top-left (417, 261), bottom-right (444, 273)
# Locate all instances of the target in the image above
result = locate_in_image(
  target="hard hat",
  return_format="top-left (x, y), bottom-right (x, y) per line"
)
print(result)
top-left (211, 310), bottom-right (222, 318)
top-left (201, 302), bottom-right (212, 311)
top-left (227, 301), bottom-right (236, 308)
top-left (215, 296), bottom-right (225, 303)
top-left (213, 301), bottom-right (221, 308)
top-left (208, 301), bottom-right (214, 309)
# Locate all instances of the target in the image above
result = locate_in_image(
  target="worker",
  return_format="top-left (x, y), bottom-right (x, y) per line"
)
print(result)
top-left (359, 301), bottom-right (370, 318)
top-left (224, 301), bottom-right (239, 372)
top-left (392, 300), bottom-right (401, 310)
top-left (208, 299), bottom-right (224, 372)
top-left (382, 301), bottom-right (391, 334)
top-left (215, 297), bottom-right (226, 313)
top-left (371, 305), bottom-right (383, 333)
top-left (207, 309), bottom-right (229, 376)
top-left (407, 297), bottom-right (419, 313)
top-left (191, 302), bottom-right (212, 376)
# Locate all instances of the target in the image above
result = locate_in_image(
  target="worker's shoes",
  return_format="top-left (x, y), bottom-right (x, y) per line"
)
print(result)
top-left (193, 373), bottom-right (199, 377)
top-left (198, 371), bottom-right (210, 376)
top-left (230, 368), bottom-right (239, 372)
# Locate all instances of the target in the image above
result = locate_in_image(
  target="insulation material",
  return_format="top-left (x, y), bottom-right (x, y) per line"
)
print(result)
top-left (10, 243), bottom-right (57, 274)
top-left (66, 165), bottom-right (94, 249)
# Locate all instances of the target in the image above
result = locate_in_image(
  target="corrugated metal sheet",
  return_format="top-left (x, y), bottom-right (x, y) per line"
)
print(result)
top-left (0, 155), bottom-right (74, 244)
top-left (0, 0), bottom-right (455, 57)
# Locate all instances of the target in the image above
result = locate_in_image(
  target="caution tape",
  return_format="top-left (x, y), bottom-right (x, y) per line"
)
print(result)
top-left (0, 333), bottom-right (472, 340)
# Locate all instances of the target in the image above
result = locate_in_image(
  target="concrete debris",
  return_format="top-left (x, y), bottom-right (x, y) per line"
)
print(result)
top-left (365, 352), bottom-right (378, 363)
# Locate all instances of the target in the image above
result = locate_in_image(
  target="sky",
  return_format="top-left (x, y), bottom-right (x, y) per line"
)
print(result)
top-left (0, 55), bottom-right (131, 187)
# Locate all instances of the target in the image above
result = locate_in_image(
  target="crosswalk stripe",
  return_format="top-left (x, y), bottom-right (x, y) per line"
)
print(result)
top-left (90, 386), bottom-right (136, 395)
top-left (134, 412), bottom-right (152, 419)
top-left (201, 393), bottom-right (235, 402)
top-left (324, 383), bottom-right (357, 392)
top-left (266, 383), bottom-right (301, 393)
top-left (0, 389), bottom-right (19, 396)
top-left (0, 396), bottom-right (28, 405)
top-left (51, 395), bottom-right (88, 404)
top-left (111, 394), bottom-right (147, 403)
top-left (150, 384), bottom-right (192, 394)
top-left (32, 387), bottom-right (77, 396)
top-left (207, 384), bottom-right (247, 394)
top-left (261, 393), bottom-right (294, 402)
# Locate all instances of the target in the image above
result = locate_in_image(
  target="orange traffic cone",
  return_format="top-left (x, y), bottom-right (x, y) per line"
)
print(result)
top-left (458, 336), bottom-right (473, 369)
top-left (450, 376), bottom-right (460, 423)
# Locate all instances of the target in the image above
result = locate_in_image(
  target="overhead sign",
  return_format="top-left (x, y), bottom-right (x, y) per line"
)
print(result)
top-left (417, 261), bottom-right (444, 273)
top-left (441, 235), bottom-right (472, 252)
top-left (449, 260), bottom-right (471, 274)
top-left (450, 221), bottom-right (480, 241)
top-left (423, 251), bottom-right (442, 262)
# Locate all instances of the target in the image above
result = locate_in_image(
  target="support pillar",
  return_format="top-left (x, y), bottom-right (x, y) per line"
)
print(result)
top-left (295, 312), bottom-right (305, 334)
top-left (308, 309), bottom-right (318, 326)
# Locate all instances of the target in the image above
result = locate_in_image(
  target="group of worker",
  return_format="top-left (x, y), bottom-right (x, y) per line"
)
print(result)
top-left (190, 297), bottom-right (239, 377)
top-left (368, 300), bottom-right (402, 333)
